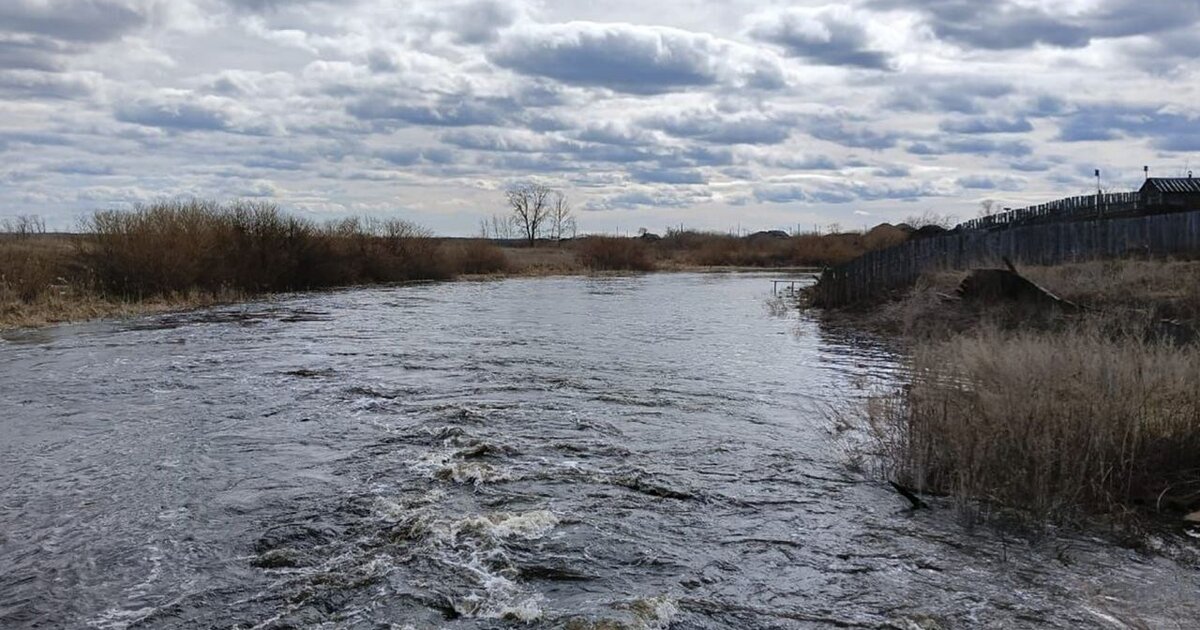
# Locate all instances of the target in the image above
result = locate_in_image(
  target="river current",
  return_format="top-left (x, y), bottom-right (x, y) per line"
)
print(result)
top-left (1, 273), bottom-right (1196, 628)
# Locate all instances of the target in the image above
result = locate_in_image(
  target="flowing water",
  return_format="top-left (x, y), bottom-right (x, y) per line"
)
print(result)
top-left (1, 273), bottom-right (1196, 629)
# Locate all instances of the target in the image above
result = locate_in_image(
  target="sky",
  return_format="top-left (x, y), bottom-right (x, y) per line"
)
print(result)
top-left (1, 0), bottom-right (1198, 235)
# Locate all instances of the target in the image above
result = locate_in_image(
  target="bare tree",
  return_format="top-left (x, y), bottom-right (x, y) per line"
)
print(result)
top-left (978, 199), bottom-right (1000, 218)
top-left (1, 214), bottom-right (46, 239)
top-left (479, 214), bottom-right (514, 240)
top-left (506, 183), bottom-right (553, 246)
top-left (547, 190), bottom-right (573, 243)
top-left (903, 210), bottom-right (956, 229)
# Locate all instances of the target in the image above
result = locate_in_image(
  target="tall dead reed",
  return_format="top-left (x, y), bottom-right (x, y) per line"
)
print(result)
top-left (869, 321), bottom-right (1200, 524)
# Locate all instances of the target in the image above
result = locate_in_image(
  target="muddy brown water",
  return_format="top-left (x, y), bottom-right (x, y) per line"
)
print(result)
top-left (1, 273), bottom-right (1196, 628)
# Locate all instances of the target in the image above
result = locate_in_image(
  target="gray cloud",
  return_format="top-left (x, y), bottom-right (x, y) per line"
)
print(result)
top-left (441, 129), bottom-right (558, 153)
top-left (754, 179), bottom-right (939, 205)
top-left (888, 77), bottom-right (1014, 114)
top-left (956, 174), bottom-right (1025, 190)
top-left (869, 0), bottom-right (1199, 51)
top-left (47, 161), bottom-right (116, 175)
top-left (809, 119), bottom-right (899, 149)
top-left (420, 0), bottom-right (524, 44)
top-left (643, 110), bottom-right (793, 145)
top-left (584, 187), bottom-right (711, 210)
top-left (0, 69), bottom-right (98, 99)
top-left (376, 147), bottom-right (457, 166)
top-left (907, 136), bottom-right (1033, 157)
top-left (574, 122), bottom-right (656, 146)
top-left (628, 166), bottom-right (707, 185)
top-left (347, 96), bottom-right (509, 127)
top-left (116, 99), bottom-right (232, 132)
top-left (0, 0), bottom-right (148, 43)
top-left (746, 7), bottom-right (892, 70)
top-left (1058, 104), bottom-right (1200, 151)
top-left (491, 22), bottom-right (785, 94)
top-left (939, 116), bottom-right (1032, 134)
top-left (753, 183), bottom-right (808, 204)
top-left (0, 37), bottom-right (71, 71)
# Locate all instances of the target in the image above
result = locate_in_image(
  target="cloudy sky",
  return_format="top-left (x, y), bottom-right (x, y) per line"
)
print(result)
top-left (2, 0), bottom-right (1198, 234)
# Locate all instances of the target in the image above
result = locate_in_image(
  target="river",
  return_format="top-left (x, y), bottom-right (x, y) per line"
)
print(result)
top-left (1, 273), bottom-right (1196, 628)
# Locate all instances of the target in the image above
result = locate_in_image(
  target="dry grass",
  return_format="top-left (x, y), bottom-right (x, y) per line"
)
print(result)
top-left (862, 259), bottom-right (1200, 338)
top-left (0, 235), bottom-right (80, 303)
top-left (575, 236), bottom-right (655, 271)
top-left (1024, 260), bottom-right (1200, 324)
top-left (867, 321), bottom-right (1200, 525)
top-left (849, 258), bottom-right (1200, 526)
top-left (442, 239), bottom-right (512, 275)
top-left (500, 245), bottom-right (582, 275)
top-left (1, 289), bottom-right (242, 330)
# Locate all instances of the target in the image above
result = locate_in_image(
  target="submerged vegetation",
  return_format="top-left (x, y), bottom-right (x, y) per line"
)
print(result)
top-left (847, 260), bottom-right (1200, 528)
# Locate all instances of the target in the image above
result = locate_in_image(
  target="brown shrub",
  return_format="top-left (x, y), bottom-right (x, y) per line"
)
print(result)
top-left (654, 227), bottom-right (907, 268)
top-left (83, 200), bottom-right (451, 297)
top-left (575, 236), bottom-right (655, 271)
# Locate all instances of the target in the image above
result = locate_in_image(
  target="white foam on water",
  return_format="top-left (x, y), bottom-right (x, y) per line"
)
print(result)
top-left (450, 510), bottom-right (561, 542)
top-left (408, 450), bottom-right (513, 486)
top-left (628, 595), bottom-right (679, 630)
top-left (437, 461), bottom-right (512, 485)
top-left (373, 496), bottom-right (559, 622)
top-left (88, 606), bottom-right (159, 630)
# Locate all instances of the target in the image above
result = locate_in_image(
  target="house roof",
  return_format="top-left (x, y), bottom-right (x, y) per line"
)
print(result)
top-left (1141, 177), bottom-right (1200, 194)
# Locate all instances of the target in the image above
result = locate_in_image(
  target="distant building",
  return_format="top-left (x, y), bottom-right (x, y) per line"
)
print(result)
top-left (1140, 177), bottom-right (1200, 211)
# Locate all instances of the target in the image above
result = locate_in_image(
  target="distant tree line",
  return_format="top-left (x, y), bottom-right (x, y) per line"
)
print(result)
top-left (1, 214), bottom-right (46, 238)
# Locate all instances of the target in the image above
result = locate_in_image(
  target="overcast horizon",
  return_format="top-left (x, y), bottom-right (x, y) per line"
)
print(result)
top-left (2, 0), bottom-right (1198, 235)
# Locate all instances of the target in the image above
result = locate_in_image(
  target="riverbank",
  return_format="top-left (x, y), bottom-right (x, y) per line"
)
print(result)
top-left (822, 258), bottom-right (1200, 531)
top-left (1, 201), bottom-right (869, 331)
top-left (0, 236), bottom-right (822, 331)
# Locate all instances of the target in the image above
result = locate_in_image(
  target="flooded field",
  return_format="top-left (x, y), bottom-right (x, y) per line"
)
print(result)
top-left (1, 273), bottom-right (1196, 629)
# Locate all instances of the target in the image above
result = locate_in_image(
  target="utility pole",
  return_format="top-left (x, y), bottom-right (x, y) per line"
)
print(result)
top-left (1095, 169), bottom-right (1102, 217)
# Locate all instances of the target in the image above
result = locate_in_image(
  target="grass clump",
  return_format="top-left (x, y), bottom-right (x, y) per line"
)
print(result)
top-left (867, 319), bottom-right (1200, 525)
top-left (575, 236), bottom-right (655, 271)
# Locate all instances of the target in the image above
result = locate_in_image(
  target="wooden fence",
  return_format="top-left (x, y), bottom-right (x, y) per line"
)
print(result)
top-left (957, 192), bottom-right (1142, 231)
top-left (814, 208), bottom-right (1200, 307)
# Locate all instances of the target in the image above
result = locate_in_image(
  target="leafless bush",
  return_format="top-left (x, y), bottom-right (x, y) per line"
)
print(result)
top-left (83, 200), bottom-right (450, 296)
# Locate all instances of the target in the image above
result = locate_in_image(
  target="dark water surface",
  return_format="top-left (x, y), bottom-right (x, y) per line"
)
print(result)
top-left (1, 273), bottom-right (1196, 629)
